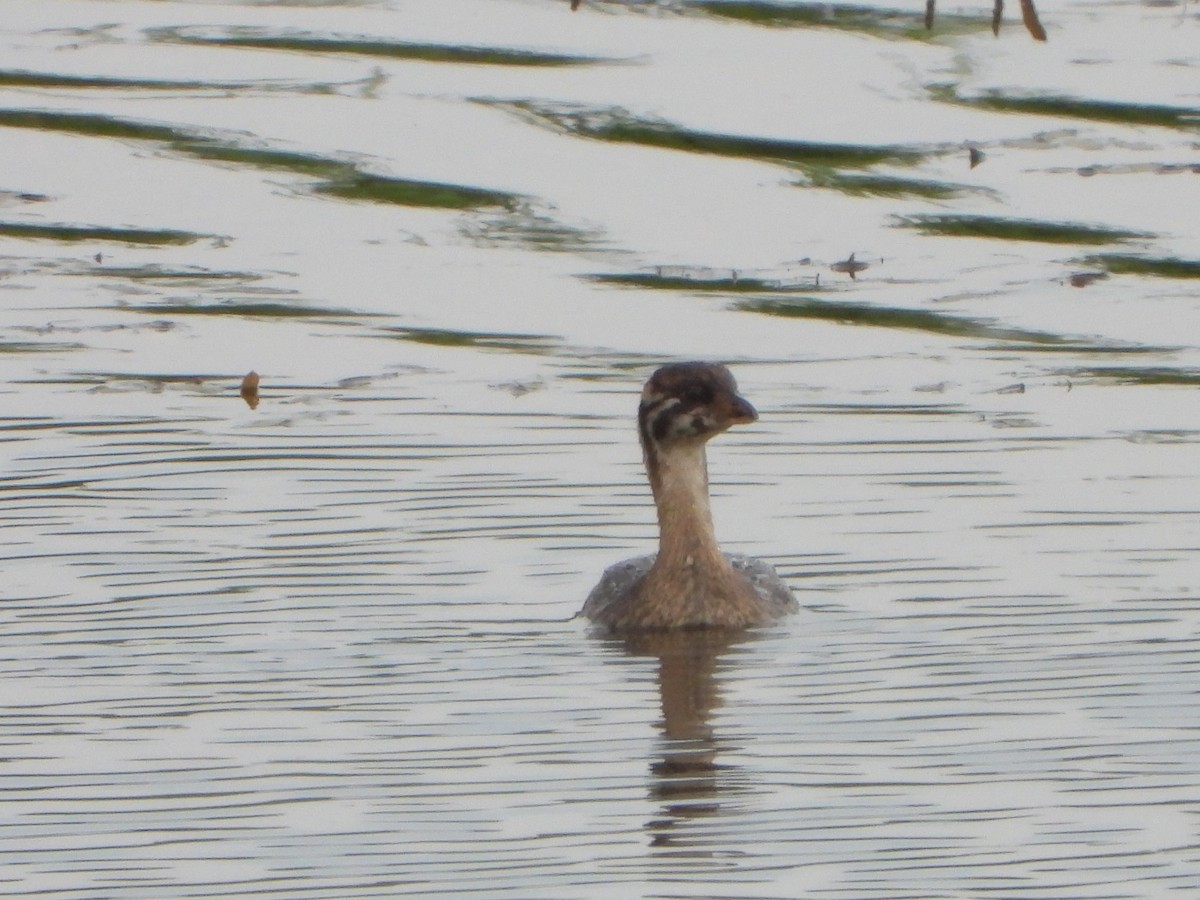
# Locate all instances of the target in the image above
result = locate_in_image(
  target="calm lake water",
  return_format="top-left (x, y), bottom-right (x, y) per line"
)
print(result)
top-left (2, 0), bottom-right (1199, 896)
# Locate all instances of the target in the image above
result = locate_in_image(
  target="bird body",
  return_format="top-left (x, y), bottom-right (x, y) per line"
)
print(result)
top-left (582, 363), bottom-right (797, 630)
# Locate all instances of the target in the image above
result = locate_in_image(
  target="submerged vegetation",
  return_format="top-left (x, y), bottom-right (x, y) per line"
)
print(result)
top-left (384, 326), bottom-right (559, 353)
top-left (461, 207), bottom-right (609, 253)
top-left (123, 301), bottom-right (364, 319)
top-left (896, 214), bottom-right (1150, 245)
top-left (582, 269), bottom-right (1163, 350)
top-left (1067, 366), bottom-right (1200, 386)
top-left (491, 101), bottom-right (982, 200)
top-left (1, 0), bottom-right (1191, 401)
top-left (930, 85), bottom-right (1200, 130)
top-left (0, 222), bottom-right (206, 245)
top-left (0, 108), bottom-right (191, 143)
top-left (0, 108), bottom-right (518, 211)
top-left (80, 265), bottom-right (264, 282)
top-left (584, 266), bottom-right (1182, 353)
top-left (493, 101), bottom-right (926, 171)
top-left (806, 170), bottom-right (989, 200)
top-left (587, 270), bottom-right (819, 293)
top-left (316, 173), bottom-right (518, 210)
top-left (151, 27), bottom-right (610, 67)
top-left (735, 295), bottom-right (1071, 344)
top-left (0, 70), bottom-right (258, 91)
top-left (1082, 254), bottom-right (1200, 279)
top-left (683, 0), bottom-right (988, 38)
top-left (0, 339), bottom-right (85, 354)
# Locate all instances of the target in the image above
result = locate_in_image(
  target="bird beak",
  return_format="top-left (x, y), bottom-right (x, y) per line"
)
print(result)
top-left (726, 394), bottom-right (758, 425)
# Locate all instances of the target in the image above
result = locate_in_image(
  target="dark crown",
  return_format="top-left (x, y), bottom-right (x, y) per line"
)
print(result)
top-left (637, 363), bottom-right (757, 453)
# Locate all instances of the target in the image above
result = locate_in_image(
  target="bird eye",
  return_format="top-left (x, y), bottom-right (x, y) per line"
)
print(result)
top-left (681, 386), bottom-right (713, 406)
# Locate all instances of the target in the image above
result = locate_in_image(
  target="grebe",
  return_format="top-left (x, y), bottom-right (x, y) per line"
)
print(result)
top-left (582, 362), bottom-right (798, 630)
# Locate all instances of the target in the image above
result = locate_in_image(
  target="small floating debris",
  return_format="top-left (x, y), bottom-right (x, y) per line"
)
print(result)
top-left (968, 146), bottom-right (986, 169)
top-left (830, 252), bottom-right (870, 280)
top-left (93, 252), bottom-right (103, 264)
top-left (0, 190), bottom-right (50, 204)
top-left (492, 379), bottom-right (544, 397)
top-left (1067, 271), bottom-right (1108, 288)
top-left (240, 370), bottom-right (260, 409)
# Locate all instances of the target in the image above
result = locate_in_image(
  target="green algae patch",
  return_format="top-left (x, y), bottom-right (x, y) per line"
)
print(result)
top-left (0, 70), bottom-right (257, 91)
top-left (82, 265), bottom-right (263, 282)
top-left (0, 108), bottom-right (193, 143)
top-left (317, 173), bottom-right (517, 209)
top-left (737, 295), bottom-right (1069, 344)
top-left (1068, 366), bottom-right (1200, 386)
top-left (581, 118), bottom-right (916, 167)
top-left (152, 27), bottom-right (610, 67)
top-left (0, 221), bottom-right (206, 246)
top-left (185, 144), bottom-right (519, 208)
top-left (687, 0), bottom-right (987, 38)
top-left (0, 108), bottom-right (518, 211)
top-left (126, 301), bottom-right (366, 319)
top-left (588, 270), bottom-right (820, 293)
top-left (1082, 254), bottom-right (1200, 279)
top-left (386, 326), bottom-right (558, 353)
top-left (182, 142), bottom-right (348, 177)
top-left (462, 208), bottom-right (608, 252)
top-left (0, 339), bottom-right (85, 354)
top-left (497, 102), bottom-right (925, 170)
top-left (808, 170), bottom-right (987, 200)
top-left (930, 85), bottom-right (1200, 130)
top-left (66, 371), bottom-right (229, 387)
top-left (989, 342), bottom-right (1176, 355)
top-left (897, 214), bottom-right (1149, 245)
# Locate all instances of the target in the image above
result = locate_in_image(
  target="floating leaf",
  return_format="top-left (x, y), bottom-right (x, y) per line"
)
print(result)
top-left (240, 371), bottom-right (260, 409)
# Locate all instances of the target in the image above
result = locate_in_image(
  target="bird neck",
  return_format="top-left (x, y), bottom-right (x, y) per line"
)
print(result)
top-left (645, 440), bottom-right (725, 569)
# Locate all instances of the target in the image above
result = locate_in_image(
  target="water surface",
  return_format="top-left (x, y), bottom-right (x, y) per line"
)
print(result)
top-left (2, 0), bottom-right (1199, 896)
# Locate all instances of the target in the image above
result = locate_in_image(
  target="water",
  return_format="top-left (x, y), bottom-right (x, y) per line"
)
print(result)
top-left (2, 0), bottom-right (1199, 896)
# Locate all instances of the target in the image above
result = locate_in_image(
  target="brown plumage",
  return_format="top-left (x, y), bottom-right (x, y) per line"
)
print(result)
top-left (582, 362), bottom-right (798, 631)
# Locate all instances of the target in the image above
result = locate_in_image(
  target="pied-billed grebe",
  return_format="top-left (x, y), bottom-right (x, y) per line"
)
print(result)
top-left (582, 362), bottom-right (798, 630)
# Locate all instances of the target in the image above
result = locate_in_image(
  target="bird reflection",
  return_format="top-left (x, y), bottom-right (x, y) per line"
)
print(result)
top-left (608, 628), bottom-right (761, 855)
